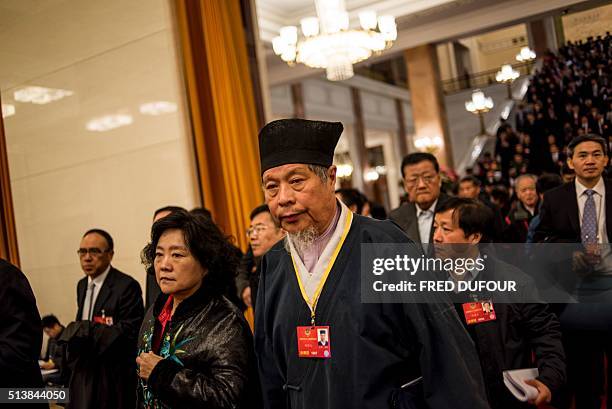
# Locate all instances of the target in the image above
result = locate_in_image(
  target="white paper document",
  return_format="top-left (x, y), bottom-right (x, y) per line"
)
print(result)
top-left (502, 368), bottom-right (539, 402)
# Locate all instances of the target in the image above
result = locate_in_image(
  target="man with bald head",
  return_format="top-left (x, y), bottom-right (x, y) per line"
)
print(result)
top-left (503, 174), bottom-right (539, 243)
top-left (254, 118), bottom-right (489, 409)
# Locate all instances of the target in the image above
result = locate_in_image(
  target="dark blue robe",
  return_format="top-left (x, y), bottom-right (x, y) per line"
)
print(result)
top-left (255, 215), bottom-right (490, 409)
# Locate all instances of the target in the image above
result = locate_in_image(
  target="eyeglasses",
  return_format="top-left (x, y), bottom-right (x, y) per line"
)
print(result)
top-left (77, 248), bottom-right (109, 257)
top-left (246, 225), bottom-right (269, 237)
top-left (405, 174), bottom-right (437, 187)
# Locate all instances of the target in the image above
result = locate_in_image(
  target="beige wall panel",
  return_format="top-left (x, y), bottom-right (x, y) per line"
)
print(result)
top-left (563, 4), bottom-right (612, 42)
top-left (0, 0), bottom-right (199, 322)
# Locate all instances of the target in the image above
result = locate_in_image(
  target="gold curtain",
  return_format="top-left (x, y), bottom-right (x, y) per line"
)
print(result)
top-left (176, 0), bottom-right (263, 251)
top-left (0, 95), bottom-right (20, 266)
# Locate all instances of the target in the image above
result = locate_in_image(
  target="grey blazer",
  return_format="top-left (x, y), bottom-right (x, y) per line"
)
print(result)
top-left (388, 193), bottom-right (450, 252)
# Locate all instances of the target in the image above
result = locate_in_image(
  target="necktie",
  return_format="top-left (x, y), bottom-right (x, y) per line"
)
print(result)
top-left (581, 189), bottom-right (597, 244)
top-left (86, 282), bottom-right (96, 320)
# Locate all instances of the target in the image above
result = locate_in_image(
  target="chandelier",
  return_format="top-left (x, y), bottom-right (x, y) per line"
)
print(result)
top-left (271, 0), bottom-right (397, 81)
top-left (515, 46), bottom-right (535, 62)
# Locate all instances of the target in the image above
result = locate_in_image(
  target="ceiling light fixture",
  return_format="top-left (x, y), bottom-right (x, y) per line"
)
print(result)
top-left (14, 86), bottom-right (73, 105)
top-left (139, 101), bottom-right (177, 116)
top-left (2, 104), bottom-right (15, 118)
top-left (86, 114), bottom-right (133, 132)
top-left (414, 136), bottom-right (443, 152)
top-left (336, 163), bottom-right (354, 178)
top-left (364, 168), bottom-right (380, 182)
top-left (272, 0), bottom-right (397, 81)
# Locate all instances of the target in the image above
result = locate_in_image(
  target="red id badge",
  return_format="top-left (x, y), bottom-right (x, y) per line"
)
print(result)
top-left (93, 316), bottom-right (114, 326)
top-left (462, 300), bottom-right (496, 325)
top-left (297, 326), bottom-right (331, 358)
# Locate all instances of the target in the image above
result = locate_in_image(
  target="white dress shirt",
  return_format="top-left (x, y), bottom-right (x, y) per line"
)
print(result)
top-left (575, 177), bottom-right (607, 244)
top-left (417, 199), bottom-right (438, 244)
top-left (575, 177), bottom-right (612, 275)
top-left (81, 265), bottom-right (111, 320)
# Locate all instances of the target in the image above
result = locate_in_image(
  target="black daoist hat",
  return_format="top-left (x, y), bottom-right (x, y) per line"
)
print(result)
top-left (258, 118), bottom-right (343, 174)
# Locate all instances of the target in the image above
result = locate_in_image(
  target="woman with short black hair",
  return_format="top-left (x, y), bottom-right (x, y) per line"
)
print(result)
top-left (136, 209), bottom-right (261, 408)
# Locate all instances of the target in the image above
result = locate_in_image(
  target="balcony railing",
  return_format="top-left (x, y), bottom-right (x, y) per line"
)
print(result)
top-left (442, 61), bottom-right (533, 94)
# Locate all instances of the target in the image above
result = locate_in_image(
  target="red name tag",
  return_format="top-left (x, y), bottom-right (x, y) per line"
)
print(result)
top-left (93, 316), bottom-right (114, 326)
top-left (462, 300), bottom-right (496, 325)
top-left (297, 326), bottom-right (331, 358)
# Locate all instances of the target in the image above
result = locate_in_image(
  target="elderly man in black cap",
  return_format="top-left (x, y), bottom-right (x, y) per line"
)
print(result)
top-left (254, 118), bottom-right (490, 409)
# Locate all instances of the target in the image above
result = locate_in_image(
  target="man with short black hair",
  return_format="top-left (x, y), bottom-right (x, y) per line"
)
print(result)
top-left (458, 175), bottom-right (482, 200)
top-left (236, 204), bottom-right (285, 309)
top-left (536, 134), bottom-right (612, 409)
top-left (390, 152), bottom-right (449, 252)
top-left (335, 188), bottom-right (366, 215)
top-left (41, 315), bottom-right (66, 384)
top-left (525, 173), bottom-right (563, 245)
top-left (458, 176), bottom-right (504, 241)
top-left (560, 163), bottom-right (575, 183)
top-left (433, 197), bottom-right (566, 409)
top-left (65, 229), bottom-right (144, 409)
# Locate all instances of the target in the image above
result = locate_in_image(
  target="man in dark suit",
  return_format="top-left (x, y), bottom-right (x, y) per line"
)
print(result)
top-left (40, 315), bottom-right (66, 385)
top-left (536, 134), bottom-right (612, 409)
top-left (65, 229), bottom-right (144, 409)
top-left (0, 258), bottom-right (47, 408)
top-left (457, 175), bottom-right (505, 241)
top-left (236, 204), bottom-right (285, 310)
top-left (389, 152), bottom-right (449, 253)
top-left (434, 198), bottom-right (566, 409)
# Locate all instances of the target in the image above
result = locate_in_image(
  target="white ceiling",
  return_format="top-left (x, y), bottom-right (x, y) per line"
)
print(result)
top-left (255, 0), bottom-right (458, 42)
top-left (261, 0), bottom-right (594, 85)
top-left (0, 0), bottom-right (169, 91)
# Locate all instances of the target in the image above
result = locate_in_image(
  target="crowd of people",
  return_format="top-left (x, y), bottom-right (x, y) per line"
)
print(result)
top-left (0, 35), bottom-right (610, 409)
top-left (488, 34), bottom-right (610, 185)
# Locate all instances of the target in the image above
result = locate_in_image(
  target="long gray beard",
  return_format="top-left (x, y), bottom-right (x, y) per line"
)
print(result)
top-left (284, 226), bottom-right (318, 260)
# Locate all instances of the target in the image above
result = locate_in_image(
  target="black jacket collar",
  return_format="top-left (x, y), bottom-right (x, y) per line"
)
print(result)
top-left (152, 280), bottom-right (216, 321)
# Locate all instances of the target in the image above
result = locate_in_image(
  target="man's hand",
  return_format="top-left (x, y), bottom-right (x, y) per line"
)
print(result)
top-left (40, 360), bottom-right (55, 370)
top-left (136, 352), bottom-right (164, 381)
top-left (242, 286), bottom-right (252, 308)
top-left (525, 379), bottom-right (551, 406)
top-left (572, 250), bottom-right (597, 276)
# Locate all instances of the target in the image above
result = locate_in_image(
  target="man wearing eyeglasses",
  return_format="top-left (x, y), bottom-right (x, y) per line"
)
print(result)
top-left (237, 204), bottom-right (285, 309)
top-left (65, 228), bottom-right (144, 409)
top-left (389, 152), bottom-right (450, 254)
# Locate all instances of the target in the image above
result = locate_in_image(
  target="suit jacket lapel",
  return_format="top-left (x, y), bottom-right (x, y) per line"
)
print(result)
top-left (605, 180), bottom-right (612, 242)
top-left (566, 183), bottom-right (580, 238)
top-left (76, 279), bottom-right (86, 321)
top-left (92, 268), bottom-right (115, 316)
top-left (404, 204), bottom-right (423, 252)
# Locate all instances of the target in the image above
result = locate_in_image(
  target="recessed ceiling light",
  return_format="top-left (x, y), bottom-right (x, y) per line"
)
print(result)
top-left (86, 114), bottom-right (133, 132)
top-left (139, 101), bottom-right (177, 116)
top-left (14, 86), bottom-right (74, 105)
top-left (1, 104), bottom-right (15, 118)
